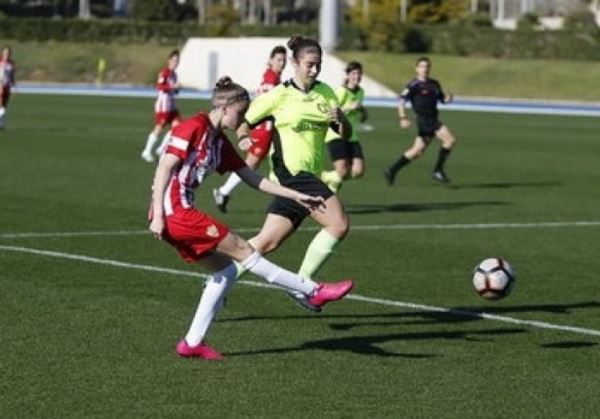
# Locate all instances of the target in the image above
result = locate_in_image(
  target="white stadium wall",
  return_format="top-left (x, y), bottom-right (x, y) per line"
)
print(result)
top-left (177, 37), bottom-right (397, 98)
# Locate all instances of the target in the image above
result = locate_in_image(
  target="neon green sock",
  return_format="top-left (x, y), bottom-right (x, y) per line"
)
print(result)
top-left (298, 229), bottom-right (341, 279)
top-left (321, 170), bottom-right (343, 193)
top-left (233, 260), bottom-right (247, 279)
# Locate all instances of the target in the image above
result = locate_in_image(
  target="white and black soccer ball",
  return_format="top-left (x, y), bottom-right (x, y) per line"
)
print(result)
top-left (472, 258), bottom-right (516, 300)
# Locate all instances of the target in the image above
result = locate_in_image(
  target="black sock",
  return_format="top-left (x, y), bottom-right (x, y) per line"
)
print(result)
top-left (389, 155), bottom-right (411, 176)
top-left (434, 147), bottom-right (451, 172)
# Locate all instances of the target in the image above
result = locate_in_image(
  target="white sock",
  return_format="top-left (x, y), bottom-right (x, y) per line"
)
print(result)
top-left (0, 107), bottom-right (5, 127)
top-left (156, 129), bottom-right (172, 156)
top-left (142, 132), bottom-right (158, 155)
top-left (240, 251), bottom-right (317, 295)
top-left (219, 173), bottom-right (243, 197)
top-left (184, 264), bottom-right (237, 347)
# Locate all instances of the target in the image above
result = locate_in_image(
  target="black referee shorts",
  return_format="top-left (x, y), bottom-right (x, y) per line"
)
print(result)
top-left (267, 171), bottom-right (334, 229)
top-left (416, 115), bottom-right (443, 139)
top-left (327, 139), bottom-right (365, 161)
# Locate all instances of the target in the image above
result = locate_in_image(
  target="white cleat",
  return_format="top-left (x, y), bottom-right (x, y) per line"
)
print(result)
top-left (141, 150), bottom-right (155, 163)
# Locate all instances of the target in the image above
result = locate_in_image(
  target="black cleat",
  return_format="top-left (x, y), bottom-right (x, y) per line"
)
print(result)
top-left (383, 169), bottom-right (395, 186)
top-left (432, 170), bottom-right (450, 183)
top-left (212, 188), bottom-right (230, 213)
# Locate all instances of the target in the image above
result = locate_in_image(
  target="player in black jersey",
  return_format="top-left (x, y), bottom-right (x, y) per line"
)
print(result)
top-left (384, 57), bottom-right (457, 185)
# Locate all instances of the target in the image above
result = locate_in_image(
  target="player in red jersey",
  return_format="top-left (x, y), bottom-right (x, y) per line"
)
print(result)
top-left (149, 77), bottom-right (354, 360)
top-left (0, 46), bottom-right (16, 129)
top-left (141, 49), bottom-right (181, 162)
top-left (212, 45), bottom-right (287, 212)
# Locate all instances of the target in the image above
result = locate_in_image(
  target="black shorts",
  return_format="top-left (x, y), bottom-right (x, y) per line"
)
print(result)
top-left (267, 171), bottom-right (334, 229)
top-left (327, 139), bottom-right (364, 161)
top-left (416, 115), bottom-right (442, 139)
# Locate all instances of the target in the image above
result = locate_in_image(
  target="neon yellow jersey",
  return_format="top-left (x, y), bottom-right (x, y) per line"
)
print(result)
top-left (325, 85), bottom-right (364, 143)
top-left (245, 79), bottom-right (340, 180)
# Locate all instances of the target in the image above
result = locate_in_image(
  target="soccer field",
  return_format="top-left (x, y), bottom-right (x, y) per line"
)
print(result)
top-left (1, 94), bottom-right (599, 418)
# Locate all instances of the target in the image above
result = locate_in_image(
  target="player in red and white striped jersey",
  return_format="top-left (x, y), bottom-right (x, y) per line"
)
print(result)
top-left (141, 49), bottom-right (181, 162)
top-left (0, 46), bottom-right (16, 129)
top-left (149, 77), bottom-right (354, 360)
top-left (212, 45), bottom-right (287, 212)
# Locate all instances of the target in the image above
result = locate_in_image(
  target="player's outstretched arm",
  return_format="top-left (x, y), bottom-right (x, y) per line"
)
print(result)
top-left (236, 166), bottom-right (325, 211)
top-left (149, 153), bottom-right (181, 239)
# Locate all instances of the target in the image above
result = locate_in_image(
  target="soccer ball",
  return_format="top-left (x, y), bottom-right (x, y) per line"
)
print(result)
top-left (472, 258), bottom-right (516, 300)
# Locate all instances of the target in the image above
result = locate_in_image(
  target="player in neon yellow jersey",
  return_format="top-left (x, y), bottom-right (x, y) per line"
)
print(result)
top-left (236, 35), bottom-right (353, 311)
top-left (321, 61), bottom-right (367, 193)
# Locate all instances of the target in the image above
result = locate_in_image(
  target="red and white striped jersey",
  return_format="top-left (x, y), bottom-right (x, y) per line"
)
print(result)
top-left (155, 67), bottom-right (178, 113)
top-left (163, 112), bottom-right (246, 215)
top-left (256, 68), bottom-right (280, 95)
top-left (0, 59), bottom-right (16, 88)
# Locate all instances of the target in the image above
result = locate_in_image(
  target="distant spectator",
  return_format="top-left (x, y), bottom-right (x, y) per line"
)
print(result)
top-left (0, 46), bottom-right (16, 129)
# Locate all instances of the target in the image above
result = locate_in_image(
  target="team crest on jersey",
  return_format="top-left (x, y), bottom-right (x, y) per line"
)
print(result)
top-left (206, 224), bottom-right (220, 238)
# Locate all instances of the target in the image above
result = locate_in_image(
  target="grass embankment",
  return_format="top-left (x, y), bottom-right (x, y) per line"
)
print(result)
top-left (3, 40), bottom-right (600, 101)
top-left (3, 40), bottom-right (176, 84)
top-left (337, 51), bottom-right (600, 102)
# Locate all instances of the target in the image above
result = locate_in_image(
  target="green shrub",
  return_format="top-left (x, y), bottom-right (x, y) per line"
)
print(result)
top-left (564, 10), bottom-right (598, 30)
top-left (516, 12), bottom-right (539, 31)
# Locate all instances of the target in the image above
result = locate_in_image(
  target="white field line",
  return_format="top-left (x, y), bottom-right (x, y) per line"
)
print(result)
top-left (2, 220), bottom-right (600, 239)
top-left (1, 244), bottom-right (600, 338)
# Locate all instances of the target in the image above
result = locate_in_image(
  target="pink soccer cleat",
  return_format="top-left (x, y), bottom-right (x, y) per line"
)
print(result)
top-left (176, 339), bottom-right (224, 361)
top-left (307, 280), bottom-right (354, 310)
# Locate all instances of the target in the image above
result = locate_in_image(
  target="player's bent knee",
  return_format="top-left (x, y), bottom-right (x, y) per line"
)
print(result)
top-left (328, 215), bottom-right (349, 239)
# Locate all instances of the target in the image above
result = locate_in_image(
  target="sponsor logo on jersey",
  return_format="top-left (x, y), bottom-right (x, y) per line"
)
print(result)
top-left (292, 121), bottom-right (329, 133)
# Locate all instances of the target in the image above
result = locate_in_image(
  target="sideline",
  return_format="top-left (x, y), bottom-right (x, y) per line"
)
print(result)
top-left (15, 83), bottom-right (600, 117)
top-left (2, 243), bottom-right (600, 338)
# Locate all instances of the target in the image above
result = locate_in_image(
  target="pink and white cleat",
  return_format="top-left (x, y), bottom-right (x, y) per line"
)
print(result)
top-left (176, 339), bottom-right (223, 361)
top-left (307, 280), bottom-right (354, 310)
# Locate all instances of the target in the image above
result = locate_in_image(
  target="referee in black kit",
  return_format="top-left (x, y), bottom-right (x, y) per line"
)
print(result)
top-left (384, 56), bottom-right (457, 185)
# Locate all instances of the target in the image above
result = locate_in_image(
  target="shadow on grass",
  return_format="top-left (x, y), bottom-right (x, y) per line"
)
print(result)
top-left (220, 301), bottom-right (600, 333)
top-left (449, 181), bottom-right (561, 190)
top-left (540, 341), bottom-right (598, 349)
top-left (345, 200), bottom-right (508, 215)
top-left (226, 328), bottom-right (525, 358)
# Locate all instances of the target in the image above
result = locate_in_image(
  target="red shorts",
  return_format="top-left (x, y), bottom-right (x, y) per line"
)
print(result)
top-left (163, 208), bottom-right (230, 262)
top-left (0, 87), bottom-right (10, 107)
top-left (155, 110), bottom-right (181, 126)
top-left (248, 121), bottom-right (273, 159)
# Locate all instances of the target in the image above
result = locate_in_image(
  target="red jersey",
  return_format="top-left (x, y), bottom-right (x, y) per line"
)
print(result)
top-left (0, 58), bottom-right (16, 88)
top-left (155, 67), bottom-right (178, 113)
top-left (163, 112), bottom-right (246, 215)
top-left (256, 68), bottom-right (280, 95)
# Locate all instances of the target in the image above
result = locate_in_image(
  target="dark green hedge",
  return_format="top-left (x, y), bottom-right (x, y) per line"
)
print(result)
top-left (0, 18), bottom-right (317, 44)
top-left (338, 23), bottom-right (600, 61)
top-left (418, 25), bottom-right (600, 60)
top-left (1, 17), bottom-right (598, 61)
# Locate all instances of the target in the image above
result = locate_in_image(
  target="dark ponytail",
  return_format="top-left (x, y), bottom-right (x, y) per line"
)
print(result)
top-left (287, 35), bottom-right (322, 60)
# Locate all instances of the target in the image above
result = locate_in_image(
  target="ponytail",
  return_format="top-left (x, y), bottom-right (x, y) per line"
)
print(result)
top-left (212, 76), bottom-right (250, 108)
top-left (287, 35), bottom-right (322, 60)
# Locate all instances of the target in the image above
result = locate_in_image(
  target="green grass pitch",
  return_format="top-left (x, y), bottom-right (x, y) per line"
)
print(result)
top-left (1, 94), bottom-right (600, 418)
